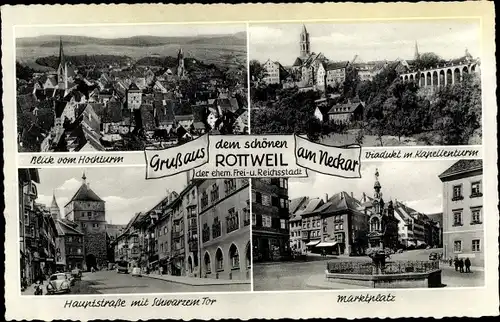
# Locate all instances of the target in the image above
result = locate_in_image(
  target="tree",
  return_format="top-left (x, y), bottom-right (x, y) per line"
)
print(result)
top-left (413, 52), bottom-right (445, 71)
top-left (431, 72), bottom-right (481, 145)
top-left (249, 60), bottom-right (266, 82)
top-left (16, 62), bottom-right (35, 81)
top-left (355, 128), bottom-right (365, 145)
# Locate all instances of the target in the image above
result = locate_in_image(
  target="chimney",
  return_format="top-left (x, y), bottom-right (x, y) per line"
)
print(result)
top-left (351, 192), bottom-right (354, 198)
top-left (324, 193), bottom-right (329, 203)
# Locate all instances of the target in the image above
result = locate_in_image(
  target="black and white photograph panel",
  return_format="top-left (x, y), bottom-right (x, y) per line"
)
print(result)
top-left (16, 23), bottom-right (248, 153)
top-left (252, 160), bottom-right (484, 291)
top-left (19, 167), bottom-right (251, 295)
top-left (249, 21), bottom-right (481, 146)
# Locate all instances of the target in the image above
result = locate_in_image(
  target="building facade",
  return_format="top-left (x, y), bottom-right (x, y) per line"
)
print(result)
top-left (198, 178), bottom-right (251, 280)
top-left (252, 178), bottom-right (290, 262)
top-left (64, 172), bottom-right (107, 270)
top-left (439, 160), bottom-right (483, 266)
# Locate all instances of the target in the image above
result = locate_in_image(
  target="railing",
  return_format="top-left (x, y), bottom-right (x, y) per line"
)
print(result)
top-left (327, 260), bottom-right (440, 275)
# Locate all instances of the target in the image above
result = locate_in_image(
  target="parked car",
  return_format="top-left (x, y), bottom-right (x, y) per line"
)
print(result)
top-left (429, 252), bottom-right (439, 260)
top-left (396, 249), bottom-right (404, 254)
top-left (71, 268), bottom-right (82, 280)
top-left (131, 267), bottom-right (142, 277)
top-left (65, 272), bottom-right (75, 286)
top-left (426, 245), bottom-right (432, 250)
top-left (116, 261), bottom-right (129, 274)
top-left (46, 273), bottom-right (71, 295)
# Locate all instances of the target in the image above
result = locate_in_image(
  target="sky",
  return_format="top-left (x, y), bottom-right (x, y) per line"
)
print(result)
top-left (15, 23), bottom-right (246, 39)
top-left (34, 167), bottom-right (190, 226)
top-left (249, 20), bottom-right (480, 65)
top-left (288, 160), bottom-right (458, 214)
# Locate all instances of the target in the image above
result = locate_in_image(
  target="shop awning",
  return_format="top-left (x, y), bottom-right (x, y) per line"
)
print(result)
top-left (316, 241), bottom-right (338, 247)
top-left (305, 240), bottom-right (321, 247)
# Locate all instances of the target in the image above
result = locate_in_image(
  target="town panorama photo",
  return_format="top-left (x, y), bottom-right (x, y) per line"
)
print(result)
top-left (16, 23), bottom-right (248, 152)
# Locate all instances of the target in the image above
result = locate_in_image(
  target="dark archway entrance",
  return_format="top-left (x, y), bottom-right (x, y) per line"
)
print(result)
top-left (86, 254), bottom-right (97, 271)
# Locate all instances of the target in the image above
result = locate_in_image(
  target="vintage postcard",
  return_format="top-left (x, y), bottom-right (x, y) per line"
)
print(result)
top-left (2, 2), bottom-right (498, 321)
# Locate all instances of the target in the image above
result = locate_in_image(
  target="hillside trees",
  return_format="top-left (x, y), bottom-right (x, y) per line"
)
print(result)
top-left (431, 72), bottom-right (481, 145)
top-left (251, 89), bottom-right (324, 140)
top-left (413, 52), bottom-right (445, 71)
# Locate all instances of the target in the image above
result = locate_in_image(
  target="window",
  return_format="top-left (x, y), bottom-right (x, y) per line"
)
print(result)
top-left (210, 184), bottom-right (219, 202)
top-left (454, 240), bottom-right (462, 252)
top-left (83, 223), bottom-right (86, 228)
top-left (280, 219), bottom-right (287, 229)
top-left (252, 212), bottom-right (256, 226)
top-left (453, 211), bottom-right (463, 226)
top-left (335, 224), bottom-right (339, 230)
top-left (87, 212), bottom-right (91, 218)
top-left (280, 198), bottom-right (285, 209)
top-left (224, 179), bottom-right (236, 194)
top-left (254, 192), bottom-right (262, 204)
top-left (262, 194), bottom-right (271, 206)
top-left (452, 185), bottom-right (463, 201)
top-left (471, 208), bottom-right (482, 224)
top-left (68, 236), bottom-right (73, 242)
top-left (226, 208), bottom-right (239, 233)
top-left (160, 243), bottom-right (164, 252)
top-left (285, 199), bottom-right (289, 209)
top-left (77, 248), bottom-right (82, 254)
top-left (212, 217), bottom-right (221, 239)
top-left (471, 182), bottom-right (482, 197)
top-left (339, 224), bottom-right (344, 230)
top-left (262, 215), bottom-right (272, 228)
top-left (164, 226), bottom-right (168, 234)
top-left (133, 236), bottom-right (138, 243)
top-left (201, 191), bottom-right (208, 209)
top-left (472, 239), bottom-right (480, 252)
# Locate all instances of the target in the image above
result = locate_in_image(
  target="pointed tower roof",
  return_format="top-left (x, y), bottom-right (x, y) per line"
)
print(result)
top-left (65, 172), bottom-right (104, 206)
top-left (414, 41), bottom-right (420, 60)
top-left (58, 37), bottom-right (66, 68)
top-left (51, 192), bottom-right (59, 209)
top-left (178, 47), bottom-right (184, 57)
top-left (301, 24), bottom-right (308, 34)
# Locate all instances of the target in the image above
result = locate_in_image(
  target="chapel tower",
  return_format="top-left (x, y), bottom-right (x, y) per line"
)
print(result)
top-left (299, 25), bottom-right (310, 58)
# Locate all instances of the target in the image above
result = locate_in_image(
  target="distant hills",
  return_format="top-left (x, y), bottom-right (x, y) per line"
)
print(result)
top-left (16, 32), bottom-right (247, 48)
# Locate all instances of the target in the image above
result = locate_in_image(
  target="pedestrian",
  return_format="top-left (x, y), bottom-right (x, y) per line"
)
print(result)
top-left (459, 258), bottom-right (464, 273)
top-left (465, 257), bottom-right (471, 273)
top-left (34, 279), bottom-right (43, 296)
top-left (449, 257), bottom-right (453, 267)
top-left (454, 257), bottom-right (459, 271)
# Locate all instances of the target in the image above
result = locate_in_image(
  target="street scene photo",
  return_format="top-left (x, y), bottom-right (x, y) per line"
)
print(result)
top-left (16, 23), bottom-right (248, 152)
top-left (19, 167), bottom-right (251, 295)
top-left (252, 160), bottom-right (484, 290)
top-left (249, 21), bottom-right (481, 146)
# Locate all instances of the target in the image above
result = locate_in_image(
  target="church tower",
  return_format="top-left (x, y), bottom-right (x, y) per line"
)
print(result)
top-left (300, 24), bottom-right (311, 58)
top-left (177, 48), bottom-right (185, 77)
top-left (414, 41), bottom-right (420, 60)
top-left (57, 37), bottom-right (68, 90)
top-left (50, 192), bottom-right (61, 221)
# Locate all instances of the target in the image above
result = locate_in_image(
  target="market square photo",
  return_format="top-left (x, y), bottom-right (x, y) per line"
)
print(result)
top-left (249, 21), bottom-right (482, 147)
top-left (16, 23), bottom-right (248, 153)
top-left (252, 159), bottom-right (484, 291)
top-left (18, 167), bottom-right (251, 295)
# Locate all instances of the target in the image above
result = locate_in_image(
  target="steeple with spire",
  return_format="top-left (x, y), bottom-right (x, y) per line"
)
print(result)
top-left (300, 24), bottom-right (310, 58)
top-left (50, 191), bottom-right (61, 220)
top-left (414, 41), bottom-right (420, 60)
top-left (56, 37), bottom-right (68, 90)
